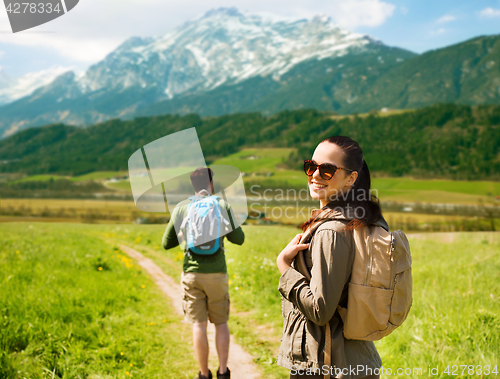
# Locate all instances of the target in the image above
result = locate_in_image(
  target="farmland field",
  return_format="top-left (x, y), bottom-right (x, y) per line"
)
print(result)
top-left (8, 171), bottom-right (129, 183)
top-left (0, 198), bottom-right (168, 224)
top-left (3, 197), bottom-right (498, 233)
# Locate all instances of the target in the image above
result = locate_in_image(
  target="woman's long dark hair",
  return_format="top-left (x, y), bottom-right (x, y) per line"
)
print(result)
top-left (301, 136), bottom-right (382, 232)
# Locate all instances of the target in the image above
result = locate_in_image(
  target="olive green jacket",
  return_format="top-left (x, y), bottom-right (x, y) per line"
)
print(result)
top-left (278, 212), bottom-right (388, 378)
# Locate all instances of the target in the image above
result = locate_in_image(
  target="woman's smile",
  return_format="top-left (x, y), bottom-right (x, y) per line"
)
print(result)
top-left (309, 180), bottom-right (328, 190)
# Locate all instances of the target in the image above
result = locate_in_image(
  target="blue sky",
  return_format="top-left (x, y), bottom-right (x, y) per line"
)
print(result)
top-left (0, 0), bottom-right (500, 77)
top-left (358, 0), bottom-right (500, 53)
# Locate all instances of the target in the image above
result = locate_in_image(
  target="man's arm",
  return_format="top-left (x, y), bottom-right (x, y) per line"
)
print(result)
top-left (162, 205), bottom-right (183, 250)
top-left (162, 220), bottom-right (179, 250)
top-left (223, 203), bottom-right (245, 245)
top-left (225, 224), bottom-right (245, 245)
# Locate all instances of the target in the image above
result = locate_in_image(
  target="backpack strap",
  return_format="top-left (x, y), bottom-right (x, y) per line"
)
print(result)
top-left (181, 198), bottom-right (198, 257)
top-left (324, 322), bottom-right (331, 379)
top-left (295, 208), bottom-right (343, 281)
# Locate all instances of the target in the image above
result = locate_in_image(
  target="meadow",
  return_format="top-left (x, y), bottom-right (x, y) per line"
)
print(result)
top-left (1, 146), bottom-right (499, 378)
top-left (0, 223), bottom-right (196, 378)
top-left (3, 223), bottom-right (496, 378)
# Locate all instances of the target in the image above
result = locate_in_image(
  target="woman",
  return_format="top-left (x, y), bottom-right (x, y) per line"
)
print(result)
top-left (276, 136), bottom-right (388, 379)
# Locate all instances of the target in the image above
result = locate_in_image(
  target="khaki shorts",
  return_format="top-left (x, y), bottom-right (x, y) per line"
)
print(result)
top-left (181, 272), bottom-right (230, 325)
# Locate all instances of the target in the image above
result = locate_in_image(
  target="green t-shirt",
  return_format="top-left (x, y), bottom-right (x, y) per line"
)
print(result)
top-left (162, 196), bottom-right (245, 273)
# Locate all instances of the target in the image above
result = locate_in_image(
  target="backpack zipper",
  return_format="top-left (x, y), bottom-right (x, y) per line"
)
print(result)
top-left (389, 232), bottom-right (396, 289)
top-left (364, 230), bottom-right (374, 286)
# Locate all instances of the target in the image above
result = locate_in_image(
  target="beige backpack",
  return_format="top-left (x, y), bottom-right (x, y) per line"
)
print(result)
top-left (296, 209), bottom-right (413, 341)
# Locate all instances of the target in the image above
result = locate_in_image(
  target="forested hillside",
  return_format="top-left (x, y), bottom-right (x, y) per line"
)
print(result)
top-left (0, 103), bottom-right (499, 180)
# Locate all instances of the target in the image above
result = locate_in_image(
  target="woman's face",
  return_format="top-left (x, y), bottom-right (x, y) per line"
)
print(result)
top-left (308, 142), bottom-right (358, 208)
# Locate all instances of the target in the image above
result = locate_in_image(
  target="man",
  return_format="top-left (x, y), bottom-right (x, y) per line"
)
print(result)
top-left (162, 167), bottom-right (245, 379)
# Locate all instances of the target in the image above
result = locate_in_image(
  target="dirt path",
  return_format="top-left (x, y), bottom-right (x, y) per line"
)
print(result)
top-left (119, 244), bottom-right (262, 379)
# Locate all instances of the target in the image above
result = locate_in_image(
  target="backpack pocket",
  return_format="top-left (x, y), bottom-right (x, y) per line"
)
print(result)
top-left (388, 231), bottom-right (413, 327)
top-left (342, 283), bottom-right (395, 340)
top-left (389, 267), bottom-right (412, 327)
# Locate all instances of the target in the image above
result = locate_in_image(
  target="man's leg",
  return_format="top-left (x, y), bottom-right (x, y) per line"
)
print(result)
top-left (193, 321), bottom-right (210, 377)
top-left (205, 273), bottom-right (230, 377)
top-left (215, 322), bottom-right (230, 374)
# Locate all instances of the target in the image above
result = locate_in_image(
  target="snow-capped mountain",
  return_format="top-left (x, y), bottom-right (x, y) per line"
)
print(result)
top-left (73, 8), bottom-right (376, 100)
top-left (0, 66), bottom-right (76, 106)
top-left (0, 7), bottom-right (415, 138)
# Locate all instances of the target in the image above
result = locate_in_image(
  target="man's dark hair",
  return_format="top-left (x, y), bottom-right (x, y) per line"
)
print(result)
top-left (190, 167), bottom-right (214, 192)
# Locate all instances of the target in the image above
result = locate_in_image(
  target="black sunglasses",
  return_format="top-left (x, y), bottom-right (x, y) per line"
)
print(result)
top-left (303, 160), bottom-right (354, 181)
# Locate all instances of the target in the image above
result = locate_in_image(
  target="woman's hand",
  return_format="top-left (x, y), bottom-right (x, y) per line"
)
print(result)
top-left (277, 233), bottom-right (310, 274)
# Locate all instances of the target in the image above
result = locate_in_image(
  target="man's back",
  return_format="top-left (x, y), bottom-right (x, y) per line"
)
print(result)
top-left (162, 196), bottom-right (245, 273)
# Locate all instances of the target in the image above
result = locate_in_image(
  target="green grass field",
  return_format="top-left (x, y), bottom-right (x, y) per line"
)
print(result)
top-left (0, 223), bottom-right (196, 379)
top-left (1, 223), bottom-right (499, 378)
top-left (93, 224), bottom-right (500, 379)
top-left (211, 148), bottom-right (294, 174)
top-left (371, 177), bottom-right (500, 205)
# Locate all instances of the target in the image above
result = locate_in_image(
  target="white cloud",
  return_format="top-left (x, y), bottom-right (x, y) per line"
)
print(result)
top-left (328, 0), bottom-right (396, 28)
top-left (0, 0), bottom-right (185, 63)
top-left (479, 7), bottom-right (500, 17)
top-left (0, 34), bottom-right (120, 63)
top-left (436, 14), bottom-right (456, 23)
top-left (0, 3), bottom-right (122, 63)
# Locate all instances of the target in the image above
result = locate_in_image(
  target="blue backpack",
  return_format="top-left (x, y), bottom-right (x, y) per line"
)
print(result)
top-left (180, 193), bottom-right (229, 256)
